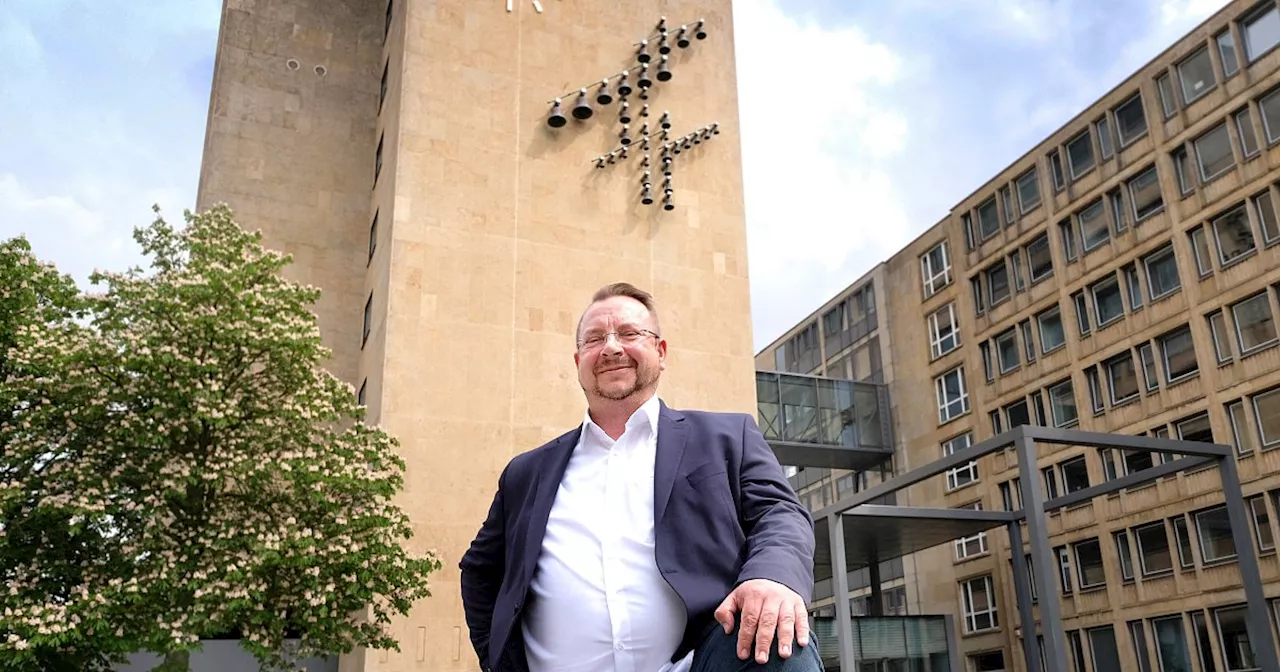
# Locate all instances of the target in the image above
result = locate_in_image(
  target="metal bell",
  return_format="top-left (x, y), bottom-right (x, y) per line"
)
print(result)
top-left (677, 26), bottom-right (691, 48)
top-left (547, 98), bottom-right (567, 128)
top-left (659, 31), bottom-right (671, 55)
top-left (660, 111), bottom-right (671, 130)
top-left (571, 89), bottom-right (593, 120)
top-left (663, 191), bottom-right (674, 211)
top-left (637, 64), bottom-right (652, 90)
top-left (595, 79), bottom-right (613, 105)
top-left (620, 125), bottom-right (632, 146)
top-left (637, 40), bottom-right (651, 64)
top-left (617, 72), bottom-right (632, 97)
top-left (642, 184), bottom-right (654, 205)
top-left (641, 104), bottom-right (650, 118)
top-left (619, 101), bottom-right (632, 125)
top-left (695, 20), bottom-right (707, 40)
top-left (656, 55), bottom-right (672, 82)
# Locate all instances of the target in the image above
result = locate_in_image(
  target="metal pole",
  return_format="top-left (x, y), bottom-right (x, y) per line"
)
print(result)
top-left (827, 512), bottom-right (857, 671)
top-left (868, 551), bottom-right (883, 617)
top-left (1218, 454), bottom-right (1280, 672)
top-left (1007, 522), bottom-right (1041, 672)
top-left (1014, 429), bottom-right (1067, 672)
top-left (942, 613), bottom-right (962, 672)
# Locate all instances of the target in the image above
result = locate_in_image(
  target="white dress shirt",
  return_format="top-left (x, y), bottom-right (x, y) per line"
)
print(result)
top-left (523, 394), bottom-right (694, 672)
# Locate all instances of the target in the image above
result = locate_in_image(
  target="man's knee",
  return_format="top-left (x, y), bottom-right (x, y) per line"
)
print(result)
top-left (692, 619), bottom-right (824, 671)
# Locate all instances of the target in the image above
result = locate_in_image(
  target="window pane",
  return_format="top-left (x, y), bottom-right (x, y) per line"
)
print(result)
top-left (996, 329), bottom-right (1019, 373)
top-left (1218, 29), bottom-right (1240, 76)
top-left (1145, 245), bottom-right (1181, 299)
top-left (1107, 353), bottom-right (1139, 403)
top-left (977, 197), bottom-right (1000, 239)
top-left (1093, 276), bottom-right (1125, 325)
top-left (1233, 292), bottom-right (1277, 353)
top-left (1244, 5), bottom-right (1280, 62)
top-left (1129, 165), bottom-right (1164, 220)
top-left (1140, 343), bottom-right (1159, 391)
top-left (1193, 123), bottom-right (1234, 181)
top-left (1212, 205), bottom-right (1256, 265)
top-left (1251, 497), bottom-right (1273, 551)
top-left (1098, 116), bottom-right (1114, 158)
top-left (1160, 326), bottom-right (1199, 381)
top-left (1158, 73), bottom-right (1176, 117)
top-left (1050, 381), bottom-right (1078, 427)
top-left (1260, 89), bottom-right (1280, 144)
top-left (1255, 389), bottom-right (1280, 447)
top-left (1061, 456), bottom-right (1089, 493)
top-left (1039, 308), bottom-right (1066, 352)
top-left (1136, 523), bottom-right (1173, 575)
top-left (1190, 226), bottom-right (1214, 275)
top-left (1067, 131), bottom-right (1095, 178)
top-left (1018, 167), bottom-right (1041, 212)
top-left (1028, 234), bottom-right (1053, 281)
top-left (1255, 190), bottom-right (1280, 244)
top-left (1089, 626), bottom-right (1123, 672)
top-left (1075, 539), bottom-right (1105, 587)
top-left (1152, 616), bottom-right (1191, 672)
top-left (1115, 94), bottom-right (1148, 145)
top-left (1228, 400), bottom-right (1256, 455)
top-left (1214, 605), bottom-right (1256, 672)
top-left (1196, 506), bottom-right (1237, 562)
top-left (1079, 200), bottom-right (1109, 250)
top-left (1210, 311), bottom-right (1233, 363)
top-left (1178, 47), bottom-right (1216, 104)
top-left (1006, 399), bottom-right (1030, 428)
top-left (988, 262), bottom-right (1010, 304)
top-left (1236, 108), bottom-right (1258, 157)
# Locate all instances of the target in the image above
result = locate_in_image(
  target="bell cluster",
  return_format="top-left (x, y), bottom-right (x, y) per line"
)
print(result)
top-left (545, 16), bottom-right (707, 128)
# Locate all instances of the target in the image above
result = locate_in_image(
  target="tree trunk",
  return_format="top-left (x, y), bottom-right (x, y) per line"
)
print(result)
top-left (150, 650), bottom-right (190, 672)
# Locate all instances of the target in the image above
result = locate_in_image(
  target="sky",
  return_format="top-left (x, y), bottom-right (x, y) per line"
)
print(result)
top-left (0, 0), bottom-right (1232, 351)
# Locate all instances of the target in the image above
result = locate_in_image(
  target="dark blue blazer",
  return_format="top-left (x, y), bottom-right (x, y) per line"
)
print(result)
top-left (458, 400), bottom-right (815, 672)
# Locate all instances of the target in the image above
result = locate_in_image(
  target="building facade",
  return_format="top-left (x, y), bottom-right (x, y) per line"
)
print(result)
top-left (196, 1), bottom-right (756, 670)
top-left (758, 0), bottom-right (1280, 669)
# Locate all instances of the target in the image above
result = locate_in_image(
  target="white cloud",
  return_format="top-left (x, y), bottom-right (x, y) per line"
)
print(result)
top-left (734, 0), bottom-right (916, 346)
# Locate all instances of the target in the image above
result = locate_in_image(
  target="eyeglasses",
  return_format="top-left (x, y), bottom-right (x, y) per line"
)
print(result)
top-left (576, 328), bottom-right (660, 350)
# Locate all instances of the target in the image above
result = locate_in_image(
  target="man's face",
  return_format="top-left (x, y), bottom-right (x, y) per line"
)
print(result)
top-left (574, 296), bottom-right (666, 403)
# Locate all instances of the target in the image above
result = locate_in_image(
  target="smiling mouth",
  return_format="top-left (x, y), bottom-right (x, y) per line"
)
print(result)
top-left (598, 366), bottom-right (632, 374)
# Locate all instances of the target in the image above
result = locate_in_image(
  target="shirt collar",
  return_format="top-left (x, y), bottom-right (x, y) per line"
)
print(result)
top-left (581, 393), bottom-right (661, 443)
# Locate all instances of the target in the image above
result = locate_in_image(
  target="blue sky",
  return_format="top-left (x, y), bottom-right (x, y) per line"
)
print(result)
top-left (0, 0), bottom-right (1230, 350)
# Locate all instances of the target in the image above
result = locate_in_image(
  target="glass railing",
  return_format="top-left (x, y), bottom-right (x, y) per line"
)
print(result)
top-left (811, 615), bottom-right (953, 671)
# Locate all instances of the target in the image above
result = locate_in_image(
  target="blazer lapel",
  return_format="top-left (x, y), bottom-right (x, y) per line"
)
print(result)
top-left (520, 427), bottom-right (580, 581)
top-left (654, 401), bottom-right (689, 524)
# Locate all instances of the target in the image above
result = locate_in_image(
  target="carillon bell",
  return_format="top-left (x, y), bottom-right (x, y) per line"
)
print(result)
top-left (663, 191), bottom-right (674, 211)
top-left (571, 89), bottom-right (593, 120)
top-left (617, 72), bottom-right (633, 97)
top-left (677, 26), bottom-right (691, 48)
top-left (642, 184), bottom-right (654, 205)
top-left (695, 19), bottom-right (707, 40)
top-left (595, 79), bottom-right (613, 105)
top-left (637, 40), bottom-right (651, 63)
top-left (660, 111), bottom-right (671, 130)
top-left (637, 64), bottom-right (652, 90)
top-left (659, 31), bottom-right (671, 55)
top-left (620, 125), bottom-right (632, 146)
top-left (619, 101), bottom-right (632, 125)
top-left (656, 54), bottom-right (672, 82)
top-left (547, 98), bottom-right (567, 128)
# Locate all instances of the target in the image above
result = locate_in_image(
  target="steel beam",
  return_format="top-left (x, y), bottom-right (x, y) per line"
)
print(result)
top-left (1042, 455), bottom-right (1212, 511)
top-left (826, 512), bottom-right (857, 672)
top-left (1218, 454), bottom-right (1280, 672)
top-left (1007, 522), bottom-right (1040, 672)
top-left (842, 505), bottom-right (1017, 524)
top-left (1014, 429), bottom-right (1067, 672)
top-left (1022, 425), bottom-right (1232, 457)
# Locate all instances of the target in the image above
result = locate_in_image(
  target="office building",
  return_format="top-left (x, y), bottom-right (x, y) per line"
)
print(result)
top-left (196, 1), bottom-right (754, 670)
top-left (757, 0), bottom-right (1280, 669)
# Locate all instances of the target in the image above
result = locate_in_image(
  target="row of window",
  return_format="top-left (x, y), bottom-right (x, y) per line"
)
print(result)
top-left (1020, 603), bottom-right (1261, 672)
top-left (773, 283), bottom-right (878, 376)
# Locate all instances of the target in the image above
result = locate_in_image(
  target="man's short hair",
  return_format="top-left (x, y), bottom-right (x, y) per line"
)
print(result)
top-left (576, 282), bottom-right (661, 338)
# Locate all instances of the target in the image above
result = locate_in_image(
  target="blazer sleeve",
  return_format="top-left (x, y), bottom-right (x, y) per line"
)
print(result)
top-left (459, 466), bottom-right (508, 670)
top-left (734, 414), bottom-right (816, 601)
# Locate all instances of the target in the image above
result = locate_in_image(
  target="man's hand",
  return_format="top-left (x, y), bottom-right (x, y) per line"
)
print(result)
top-left (713, 579), bottom-right (810, 664)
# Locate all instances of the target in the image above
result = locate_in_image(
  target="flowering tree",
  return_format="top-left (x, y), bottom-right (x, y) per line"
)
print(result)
top-left (0, 206), bottom-right (441, 671)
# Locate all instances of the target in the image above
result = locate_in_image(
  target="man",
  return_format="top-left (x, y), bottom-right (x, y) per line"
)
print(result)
top-left (460, 283), bottom-right (821, 672)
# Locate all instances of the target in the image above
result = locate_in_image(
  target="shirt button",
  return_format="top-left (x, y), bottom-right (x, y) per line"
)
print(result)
top-left (615, 642), bottom-right (625, 651)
